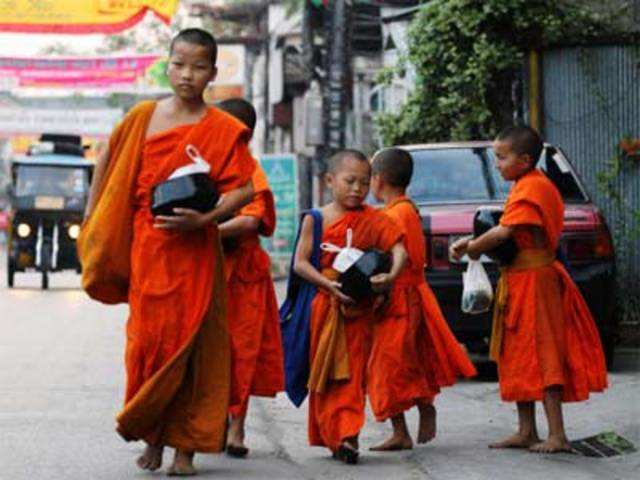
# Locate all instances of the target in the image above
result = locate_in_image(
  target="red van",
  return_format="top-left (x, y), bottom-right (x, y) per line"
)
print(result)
top-left (400, 142), bottom-right (617, 366)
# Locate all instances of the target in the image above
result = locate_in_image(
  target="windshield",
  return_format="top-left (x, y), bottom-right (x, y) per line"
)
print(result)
top-left (15, 165), bottom-right (89, 198)
top-left (408, 147), bottom-right (587, 203)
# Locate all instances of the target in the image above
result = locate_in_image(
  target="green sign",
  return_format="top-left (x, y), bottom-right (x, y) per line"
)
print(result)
top-left (260, 154), bottom-right (299, 257)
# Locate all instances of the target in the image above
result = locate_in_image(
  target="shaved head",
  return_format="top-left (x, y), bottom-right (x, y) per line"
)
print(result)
top-left (371, 147), bottom-right (413, 188)
top-left (217, 97), bottom-right (257, 133)
top-left (327, 149), bottom-right (370, 174)
top-left (495, 125), bottom-right (543, 167)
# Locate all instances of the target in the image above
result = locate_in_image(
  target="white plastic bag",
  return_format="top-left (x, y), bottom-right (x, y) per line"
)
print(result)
top-left (321, 228), bottom-right (364, 273)
top-left (461, 260), bottom-right (493, 314)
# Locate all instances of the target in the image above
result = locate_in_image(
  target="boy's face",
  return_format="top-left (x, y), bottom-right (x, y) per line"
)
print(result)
top-left (167, 41), bottom-right (218, 101)
top-left (326, 157), bottom-right (371, 209)
top-left (493, 140), bottom-right (532, 181)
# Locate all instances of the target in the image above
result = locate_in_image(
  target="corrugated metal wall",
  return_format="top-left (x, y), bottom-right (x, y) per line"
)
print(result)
top-left (542, 45), bottom-right (640, 307)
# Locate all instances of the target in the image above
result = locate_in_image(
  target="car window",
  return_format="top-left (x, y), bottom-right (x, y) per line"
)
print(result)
top-left (408, 148), bottom-right (511, 203)
top-left (15, 166), bottom-right (89, 197)
top-left (409, 147), bottom-right (587, 203)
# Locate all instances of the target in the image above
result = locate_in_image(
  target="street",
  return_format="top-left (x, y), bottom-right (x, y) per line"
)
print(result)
top-left (0, 255), bottom-right (638, 480)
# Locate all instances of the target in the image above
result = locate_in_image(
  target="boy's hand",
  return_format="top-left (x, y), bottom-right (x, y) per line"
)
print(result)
top-left (154, 208), bottom-right (209, 231)
top-left (370, 273), bottom-right (394, 293)
top-left (326, 281), bottom-right (354, 305)
top-left (449, 236), bottom-right (472, 261)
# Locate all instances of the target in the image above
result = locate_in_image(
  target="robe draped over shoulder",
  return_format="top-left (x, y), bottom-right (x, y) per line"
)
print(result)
top-left (83, 102), bottom-right (255, 453)
top-left (496, 169), bottom-right (607, 402)
top-left (307, 205), bottom-right (403, 451)
top-left (368, 197), bottom-right (476, 421)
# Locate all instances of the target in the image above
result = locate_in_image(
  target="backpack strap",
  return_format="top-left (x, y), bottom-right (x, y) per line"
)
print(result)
top-left (283, 209), bottom-right (323, 299)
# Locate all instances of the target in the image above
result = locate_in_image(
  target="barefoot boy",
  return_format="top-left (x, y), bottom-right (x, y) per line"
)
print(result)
top-left (368, 148), bottom-right (477, 451)
top-left (80, 29), bottom-right (255, 475)
top-left (450, 126), bottom-right (608, 453)
top-left (217, 98), bottom-right (285, 458)
top-left (293, 149), bottom-right (407, 464)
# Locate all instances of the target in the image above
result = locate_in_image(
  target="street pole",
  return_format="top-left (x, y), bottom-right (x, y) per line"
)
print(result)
top-left (324, 0), bottom-right (351, 152)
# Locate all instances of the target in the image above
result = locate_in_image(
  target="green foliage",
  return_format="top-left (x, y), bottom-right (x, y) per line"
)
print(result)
top-left (376, 0), bottom-right (614, 145)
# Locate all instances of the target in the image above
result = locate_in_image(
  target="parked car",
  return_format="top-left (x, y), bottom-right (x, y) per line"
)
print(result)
top-left (399, 141), bottom-right (617, 366)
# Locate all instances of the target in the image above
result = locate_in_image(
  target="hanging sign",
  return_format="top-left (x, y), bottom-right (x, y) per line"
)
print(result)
top-left (0, 0), bottom-right (179, 34)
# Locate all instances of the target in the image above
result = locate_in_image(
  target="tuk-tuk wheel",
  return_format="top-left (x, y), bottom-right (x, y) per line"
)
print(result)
top-left (7, 261), bottom-right (15, 288)
top-left (41, 244), bottom-right (51, 290)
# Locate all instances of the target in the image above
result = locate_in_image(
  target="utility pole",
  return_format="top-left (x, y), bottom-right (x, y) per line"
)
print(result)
top-left (323, 0), bottom-right (352, 153)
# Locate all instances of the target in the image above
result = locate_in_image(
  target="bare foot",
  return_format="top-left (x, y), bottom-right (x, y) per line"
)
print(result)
top-left (370, 434), bottom-right (413, 451)
top-left (417, 404), bottom-right (437, 444)
top-left (489, 433), bottom-right (541, 449)
top-left (529, 436), bottom-right (572, 454)
top-left (167, 450), bottom-right (196, 476)
top-left (334, 440), bottom-right (359, 465)
top-left (227, 416), bottom-right (248, 458)
top-left (136, 444), bottom-right (163, 471)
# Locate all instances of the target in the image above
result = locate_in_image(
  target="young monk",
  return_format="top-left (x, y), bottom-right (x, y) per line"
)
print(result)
top-left (368, 148), bottom-right (477, 451)
top-left (293, 149), bottom-right (407, 464)
top-left (216, 98), bottom-right (285, 458)
top-left (80, 29), bottom-right (256, 475)
top-left (450, 126), bottom-right (608, 453)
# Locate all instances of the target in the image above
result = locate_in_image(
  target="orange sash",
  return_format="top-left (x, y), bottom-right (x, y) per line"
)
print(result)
top-left (489, 249), bottom-right (555, 362)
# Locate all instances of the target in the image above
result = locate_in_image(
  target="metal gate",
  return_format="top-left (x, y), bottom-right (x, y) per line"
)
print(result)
top-left (541, 44), bottom-right (640, 317)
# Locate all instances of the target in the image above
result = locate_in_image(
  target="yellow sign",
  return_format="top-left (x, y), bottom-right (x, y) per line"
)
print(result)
top-left (0, 0), bottom-right (179, 33)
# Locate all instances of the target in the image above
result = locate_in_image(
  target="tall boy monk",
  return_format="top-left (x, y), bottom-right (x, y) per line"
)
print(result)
top-left (80, 29), bottom-right (256, 475)
top-left (368, 148), bottom-right (477, 451)
top-left (450, 126), bottom-right (607, 453)
top-left (216, 98), bottom-right (285, 458)
top-left (293, 149), bottom-right (407, 464)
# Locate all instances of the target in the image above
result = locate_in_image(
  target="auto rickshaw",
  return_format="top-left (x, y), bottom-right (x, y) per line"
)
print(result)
top-left (6, 135), bottom-right (93, 289)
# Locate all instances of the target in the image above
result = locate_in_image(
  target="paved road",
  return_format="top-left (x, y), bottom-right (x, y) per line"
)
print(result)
top-left (0, 258), bottom-right (638, 479)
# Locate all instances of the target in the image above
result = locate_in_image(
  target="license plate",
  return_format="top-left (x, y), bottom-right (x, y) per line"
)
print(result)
top-left (35, 196), bottom-right (64, 210)
top-left (448, 235), bottom-right (494, 264)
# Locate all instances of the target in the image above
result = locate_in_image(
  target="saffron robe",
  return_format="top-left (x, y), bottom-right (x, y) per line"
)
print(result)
top-left (224, 165), bottom-right (285, 418)
top-left (368, 197), bottom-right (477, 421)
top-left (497, 169), bottom-right (608, 402)
top-left (82, 101), bottom-right (255, 453)
top-left (308, 205), bottom-right (403, 451)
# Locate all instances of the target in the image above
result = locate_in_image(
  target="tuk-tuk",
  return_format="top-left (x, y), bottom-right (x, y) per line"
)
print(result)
top-left (6, 136), bottom-right (93, 289)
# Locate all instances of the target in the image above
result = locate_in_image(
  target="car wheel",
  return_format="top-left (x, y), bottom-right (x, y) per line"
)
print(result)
top-left (600, 332), bottom-right (616, 370)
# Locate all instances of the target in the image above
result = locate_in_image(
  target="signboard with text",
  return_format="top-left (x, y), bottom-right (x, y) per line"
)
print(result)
top-left (260, 153), bottom-right (299, 258)
top-left (0, 108), bottom-right (123, 137)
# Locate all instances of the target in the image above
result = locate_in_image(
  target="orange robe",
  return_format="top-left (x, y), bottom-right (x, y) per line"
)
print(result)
top-left (308, 205), bottom-right (403, 451)
top-left (81, 102), bottom-right (255, 453)
top-left (224, 165), bottom-right (284, 418)
top-left (497, 169), bottom-right (608, 402)
top-left (368, 197), bottom-right (477, 421)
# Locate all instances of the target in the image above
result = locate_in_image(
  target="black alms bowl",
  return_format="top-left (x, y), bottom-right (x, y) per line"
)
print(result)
top-left (339, 249), bottom-right (392, 301)
top-left (473, 207), bottom-right (518, 265)
top-left (151, 173), bottom-right (220, 217)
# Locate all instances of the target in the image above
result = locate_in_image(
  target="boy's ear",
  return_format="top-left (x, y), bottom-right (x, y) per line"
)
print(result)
top-left (208, 66), bottom-right (218, 84)
top-left (325, 172), bottom-right (334, 187)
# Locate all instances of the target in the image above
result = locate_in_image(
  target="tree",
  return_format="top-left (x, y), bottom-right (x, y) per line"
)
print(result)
top-left (376, 0), bottom-right (619, 145)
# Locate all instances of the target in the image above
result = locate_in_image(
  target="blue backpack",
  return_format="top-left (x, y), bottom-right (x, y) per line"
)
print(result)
top-left (279, 209), bottom-right (322, 407)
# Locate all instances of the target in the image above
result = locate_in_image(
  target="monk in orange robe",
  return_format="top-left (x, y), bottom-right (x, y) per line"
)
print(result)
top-left (217, 98), bottom-right (285, 457)
top-left (451, 126), bottom-right (607, 453)
top-left (293, 149), bottom-right (407, 464)
top-left (79, 29), bottom-right (256, 475)
top-left (368, 148), bottom-right (477, 451)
